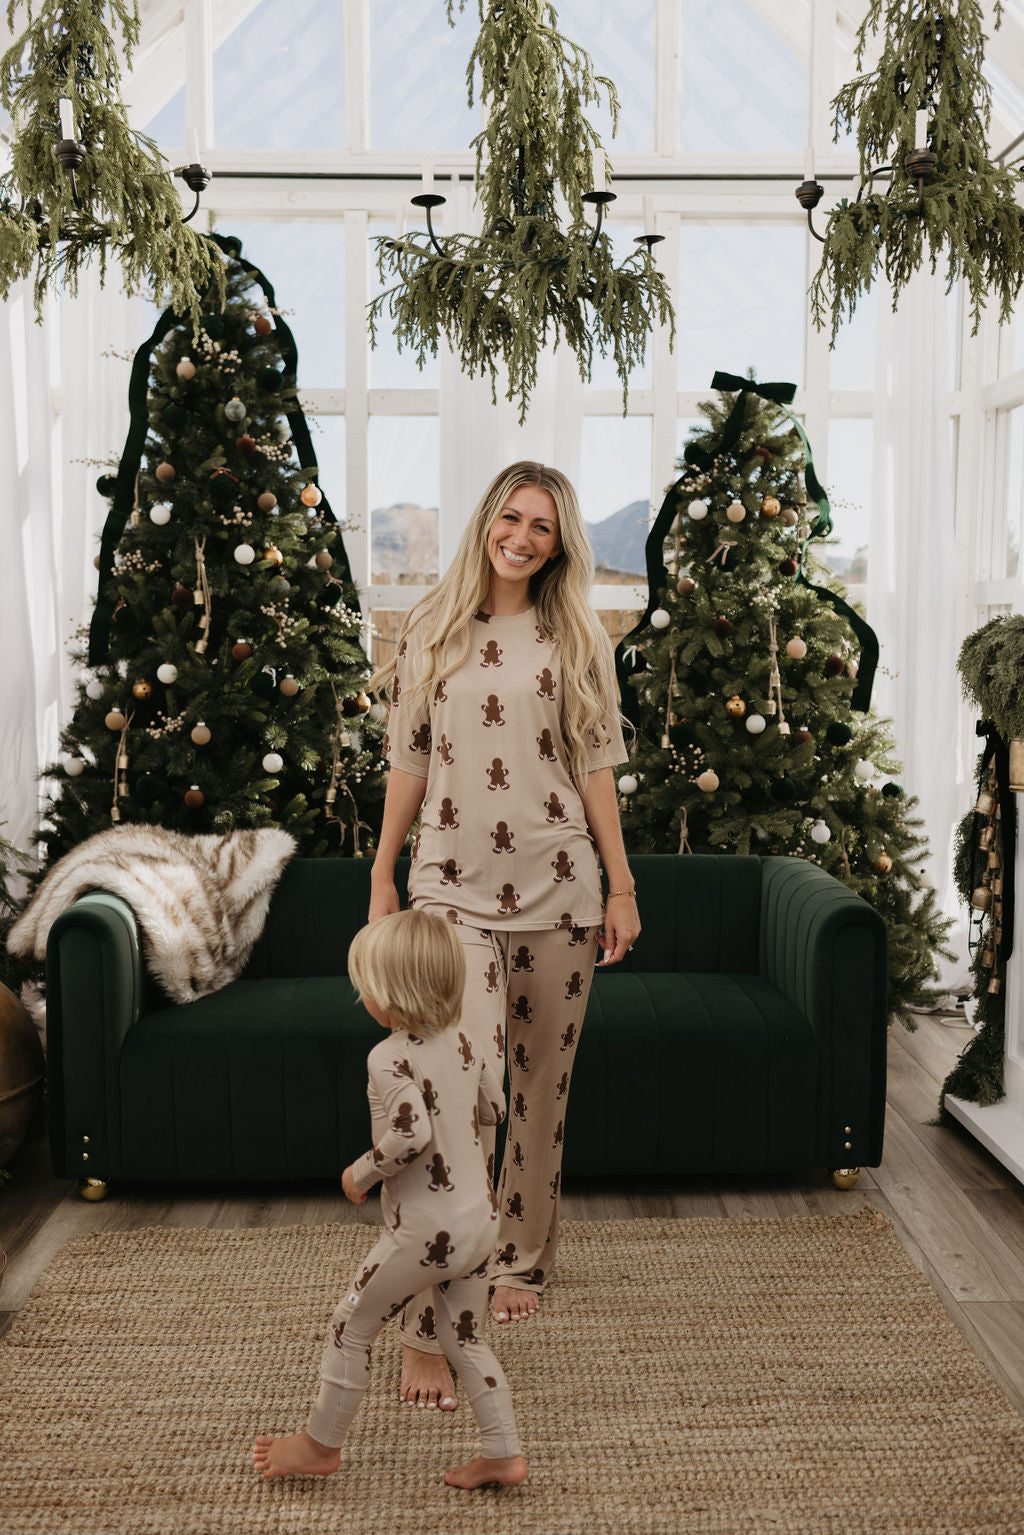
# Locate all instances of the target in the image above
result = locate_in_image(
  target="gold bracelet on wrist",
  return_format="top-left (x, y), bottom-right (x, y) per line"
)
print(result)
top-left (606, 887), bottom-right (636, 899)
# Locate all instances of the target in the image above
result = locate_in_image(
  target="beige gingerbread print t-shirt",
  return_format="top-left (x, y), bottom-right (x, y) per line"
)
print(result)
top-left (382, 606), bottom-right (628, 929)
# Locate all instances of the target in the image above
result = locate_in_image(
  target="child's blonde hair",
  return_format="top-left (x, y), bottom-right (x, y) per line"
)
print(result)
top-left (346, 909), bottom-right (465, 1037)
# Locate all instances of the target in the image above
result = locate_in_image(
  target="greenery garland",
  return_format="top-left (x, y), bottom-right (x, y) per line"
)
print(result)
top-left (0, 1), bottom-right (222, 322)
top-left (367, 0), bottom-right (675, 422)
top-left (809, 0), bottom-right (1024, 341)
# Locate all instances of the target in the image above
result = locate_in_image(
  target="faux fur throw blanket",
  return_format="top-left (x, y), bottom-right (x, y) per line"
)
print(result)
top-left (9, 826), bottom-right (296, 1004)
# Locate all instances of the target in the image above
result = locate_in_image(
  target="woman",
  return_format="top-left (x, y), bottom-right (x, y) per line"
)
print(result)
top-left (368, 461), bottom-right (641, 1412)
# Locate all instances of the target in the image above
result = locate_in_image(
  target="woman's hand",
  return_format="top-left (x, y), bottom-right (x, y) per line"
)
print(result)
top-left (368, 876), bottom-right (401, 923)
top-left (342, 1164), bottom-right (368, 1204)
top-left (598, 892), bottom-right (641, 966)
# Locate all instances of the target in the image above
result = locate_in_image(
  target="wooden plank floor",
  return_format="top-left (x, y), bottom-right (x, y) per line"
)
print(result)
top-left (3, 1011), bottom-right (1024, 1416)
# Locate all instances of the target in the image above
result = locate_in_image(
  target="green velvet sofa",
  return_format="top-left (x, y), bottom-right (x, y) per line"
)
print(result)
top-left (45, 853), bottom-right (887, 1199)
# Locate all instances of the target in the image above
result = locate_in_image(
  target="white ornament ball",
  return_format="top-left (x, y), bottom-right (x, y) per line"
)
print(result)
top-left (785, 637), bottom-right (807, 659)
top-left (650, 608), bottom-right (671, 630)
top-left (176, 358), bottom-right (196, 381)
top-left (234, 543), bottom-right (256, 565)
top-left (697, 768), bottom-right (720, 792)
top-left (86, 678), bottom-right (105, 700)
top-left (687, 499), bottom-right (709, 520)
top-left (224, 396), bottom-right (247, 423)
top-left (745, 713), bottom-right (767, 735)
top-left (725, 500), bottom-right (746, 524)
top-left (617, 773), bottom-right (639, 796)
top-left (810, 819), bottom-right (831, 845)
top-left (262, 751), bottom-right (284, 774)
top-left (63, 755), bottom-right (85, 777)
top-left (191, 721), bottom-right (212, 746)
top-left (149, 504), bottom-right (172, 525)
top-left (854, 759), bottom-right (874, 781)
top-left (156, 663), bottom-right (178, 685)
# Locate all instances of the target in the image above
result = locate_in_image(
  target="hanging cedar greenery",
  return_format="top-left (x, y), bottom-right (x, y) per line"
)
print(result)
top-left (367, 0), bottom-right (675, 422)
top-left (0, 0), bottom-right (222, 321)
top-left (809, 0), bottom-right (1024, 341)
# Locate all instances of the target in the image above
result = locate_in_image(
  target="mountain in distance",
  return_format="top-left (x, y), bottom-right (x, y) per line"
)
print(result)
top-left (370, 498), bottom-right (650, 582)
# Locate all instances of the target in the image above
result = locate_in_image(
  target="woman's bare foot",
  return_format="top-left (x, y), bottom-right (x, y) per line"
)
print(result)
top-left (491, 1284), bottom-right (540, 1323)
top-left (252, 1431), bottom-right (340, 1480)
top-left (400, 1343), bottom-right (458, 1409)
top-left (445, 1453), bottom-right (528, 1490)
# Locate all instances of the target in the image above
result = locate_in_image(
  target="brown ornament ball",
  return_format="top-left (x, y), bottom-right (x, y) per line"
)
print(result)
top-left (874, 852), bottom-right (893, 874)
top-left (314, 549), bottom-right (334, 569)
top-left (257, 491), bottom-right (278, 512)
top-left (171, 583), bottom-right (192, 608)
top-left (712, 616), bottom-right (734, 638)
top-left (104, 709), bottom-right (126, 731)
top-left (725, 695), bottom-right (747, 718)
top-left (131, 680), bottom-right (153, 700)
top-left (254, 315), bottom-right (273, 335)
top-left (262, 545), bottom-right (283, 565)
top-left (781, 507), bottom-right (799, 526)
top-left (176, 358), bottom-right (196, 381)
top-left (778, 557), bottom-right (799, 577)
top-left (235, 435), bottom-right (256, 456)
top-left (279, 675), bottom-right (300, 697)
top-left (184, 785), bottom-right (205, 808)
top-left (753, 445), bottom-right (772, 461)
top-left (93, 554), bottom-right (102, 570)
top-left (824, 653), bottom-right (846, 677)
top-left (341, 694), bottom-right (363, 717)
top-left (231, 640), bottom-right (253, 661)
top-left (696, 768), bottom-right (720, 792)
top-left (793, 728), bottom-right (814, 745)
top-left (154, 462), bottom-right (176, 483)
top-left (191, 722), bottom-right (212, 746)
top-left (300, 483), bottom-right (323, 507)
top-left (353, 690), bottom-right (371, 714)
top-left (761, 495), bottom-right (781, 517)
top-left (677, 576), bottom-right (696, 596)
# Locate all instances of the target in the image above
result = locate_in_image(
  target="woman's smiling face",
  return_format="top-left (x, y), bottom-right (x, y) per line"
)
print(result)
top-left (485, 485), bottom-right (561, 600)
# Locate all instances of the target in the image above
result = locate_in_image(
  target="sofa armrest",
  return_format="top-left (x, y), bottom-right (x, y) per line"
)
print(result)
top-left (46, 893), bottom-right (147, 1180)
top-left (759, 856), bottom-right (888, 1166)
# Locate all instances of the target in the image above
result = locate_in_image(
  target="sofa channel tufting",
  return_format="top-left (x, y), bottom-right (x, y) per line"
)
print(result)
top-left (45, 853), bottom-right (887, 1198)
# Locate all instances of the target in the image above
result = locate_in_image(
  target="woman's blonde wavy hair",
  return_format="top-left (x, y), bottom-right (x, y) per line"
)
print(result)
top-left (369, 461), bottom-right (630, 791)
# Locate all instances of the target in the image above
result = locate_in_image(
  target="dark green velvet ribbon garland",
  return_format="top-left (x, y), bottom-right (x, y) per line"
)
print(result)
top-left (88, 232), bottom-right (350, 666)
top-left (613, 371), bottom-right (879, 725)
top-left (973, 721), bottom-right (1016, 965)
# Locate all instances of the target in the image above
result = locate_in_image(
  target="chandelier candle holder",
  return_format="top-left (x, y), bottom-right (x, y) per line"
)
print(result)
top-left (369, 0), bottom-right (674, 423)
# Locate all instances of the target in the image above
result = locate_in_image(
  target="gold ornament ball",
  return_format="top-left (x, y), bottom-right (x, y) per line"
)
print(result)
top-left (696, 768), bottom-right (720, 792)
top-left (191, 722), bottom-right (212, 746)
top-left (254, 315), bottom-right (273, 335)
top-left (725, 695), bottom-right (747, 718)
top-left (131, 680), bottom-right (153, 700)
top-left (761, 495), bottom-right (781, 518)
top-left (155, 462), bottom-right (176, 483)
top-left (93, 555), bottom-right (102, 570)
top-left (353, 690), bottom-right (371, 714)
top-left (677, 576), bottom-right (696, 596)
top-left (781, 506), bottom-right (799, 526)
top-left (315, 549), bottom-right (334, 569)
top-left (257, 491), bottom-right (278, 512)
top-left (279, 675), bottom-right (300, 697)
top-left (725, 500), bottom-right (746, 524)
top-left (262, 545), bottom-right (283, 565)
top-left (184, 785), bottom-right (205, 808)
top-left (176, 358), bottom-right (196, 381)
top-left (874, 852), bottom-right (893, 874)
top-left (104, 709), bottom-right (126, 731)
top-left (785, 637), bottom-right (807, 659)
top-left (300, 484), bottom-right (323, 507)
top-left (231, 640), bottom-right (253, 661)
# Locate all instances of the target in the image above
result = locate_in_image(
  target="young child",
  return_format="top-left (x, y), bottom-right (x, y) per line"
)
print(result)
top-left (252, 908), bottom-right (527, 1491)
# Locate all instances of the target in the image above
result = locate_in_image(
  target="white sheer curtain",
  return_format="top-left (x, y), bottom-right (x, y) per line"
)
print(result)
top-left (1, 267), bottom-right (147, 866)
top-left (869, 268), bottom-right (970, 987)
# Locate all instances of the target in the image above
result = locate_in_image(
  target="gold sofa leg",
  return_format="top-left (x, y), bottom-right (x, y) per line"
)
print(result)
top-left (79, 1177), bottom-right (109, 1201)
top-left (829, 1167), bottom-right (861, 1190)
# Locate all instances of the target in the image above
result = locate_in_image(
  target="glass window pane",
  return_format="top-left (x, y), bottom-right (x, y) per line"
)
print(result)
top-left (370, 221), bottom-right (440, 387)
top-left (588, 223), bottom-right (654, 389)
top-left (678, 224), bottom-right (806, 389)
top-left (214, 0), bottom-right (343, 151)
top-left (557, 0), bottom-right (655, 155)
top-left (580, 416), bottom-right (651, 579)
top-left (369, 417), bottom-right (440, 584)
top-left (310, 414), bottom-right (346, 525)
top-left (825, 418), bottom-right (872, 599)
top-left (681, 0), bottom-right (808, 153)
top-left (370, 0), bottom-right (478, 150)
top-left (139, 87), bottom-right (185, 150)
top-left (217, 221), bottom-right (345, 388)
top-left (829, 282), bottom-right (877, 391)
top-left (1005, 406), bottom-right (1023, 583)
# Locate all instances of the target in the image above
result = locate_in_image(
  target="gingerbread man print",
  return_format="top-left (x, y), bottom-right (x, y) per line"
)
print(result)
top-left (556, 912), bottom-right (574, 932)
top-left (497, 882), bottom-right (521, 915)
top-left (553, 1120), bottom-right (564, 1149)
top-left (455, 1311), bottom-right (478, 1347)
top-left (493, 1019), bottom-right (505, 1055)
top-left (434, 678), bottom-right (447, 702)
top-left (537, 727), bottom-right (557, 761)
top-left (484, 959), bottom-right (501, 993)
top-left (480, 638), bottom-right (503, 667)
top-left (440, 857), bottom-right (462, 887)
top-left (398, 637), bottom-right (408, 658)
top-left (491, 821), bottom-right (515, 853)
top-left (545, 790), bottom-right (568, 823)
top-left (354, 1262), bottom-right (379, 1293)
top-left (513, 1091), bottom-right (527, 1121)
top-left (487, 757), bottom-right (510, 790)
top-left (426, 1152), bottom-right (454, 1192)
top-left (556, 1070), bottom-right (569, 1099)
top-left (437, 732), bottom-right (454, 765)
top-left (471, 1102), bottom-right (480, 1145)
top-left (445, 909), bottom-right (462, 924)
top-left (511, 943), bottom-right (534, 972)
top-left (391, 674), bottom-right (401, 706)
top-left (332, 1318), bottom-right (346, 1347)
top-left (552, 850), bottom-right (575, 882)
top-left (513, 1140), bottom-right (525, 1170)
top-left (420, 1231), bottom-right (455, 1268)
top-left (565, 973), bottom-right (583, 1002)
top-left (536, 666), bottom-right (556, 699)
top-left (389, 1059), bottom-right (415, 1081)
top-left (458, 1032), bottom-right (475, 1069)
top-left (550, 1170), bottom-right (561, 1199)
top-left (506, 1191), bottom-right (525, 1221)
top-left (569, 923), bottom-right (589, 946)
top-left (511, 995), bottom-right (532, 1023)
top-left (416, 1306), bottom-right (437, 1341)
top-left (410, 722), bottom-right (431, 755)
top-left (438, 796), bottom-right (459, 829)
top-left (513, 1042), bottom-right (530, 1072)
top-left (560, 1019), bottom-right (577, 1052)
top-left (393, 1102), bottom-right (419, 1137)
top-left (496, 1242), bottom-right (518, 1269)
top-left (481, 694), bottom-right (505, 726)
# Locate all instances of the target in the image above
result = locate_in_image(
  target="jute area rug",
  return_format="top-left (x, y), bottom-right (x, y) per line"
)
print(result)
top-left (2, 1209), bottom-right (1024, 1535)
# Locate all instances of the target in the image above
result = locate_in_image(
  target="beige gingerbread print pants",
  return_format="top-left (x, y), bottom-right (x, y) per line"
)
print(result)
top-left (397, 922), bottom-right (599, 1356)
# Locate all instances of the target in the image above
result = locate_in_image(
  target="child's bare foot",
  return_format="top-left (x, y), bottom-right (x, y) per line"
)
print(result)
top-left (445, 1453), bottom-right (528, 1490)
top-left (491, 1284), bottom-right (540, 1323)
top-left (400, 1343), bottom-right (458, 1409)
top-left (252, 1431), bottom-right (340, 1479)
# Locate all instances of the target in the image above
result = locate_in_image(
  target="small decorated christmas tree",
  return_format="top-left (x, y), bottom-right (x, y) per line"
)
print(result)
top-left (615, 377), bottom-right (950, 1025)
top-left (42, 235), bottom-right (384, 862)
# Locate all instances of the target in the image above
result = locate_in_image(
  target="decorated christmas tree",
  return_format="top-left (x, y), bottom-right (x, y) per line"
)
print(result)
top-left (42, 234), bottom-right (384, 863)
top-left (615, 376), bottom-right (951, 1025)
